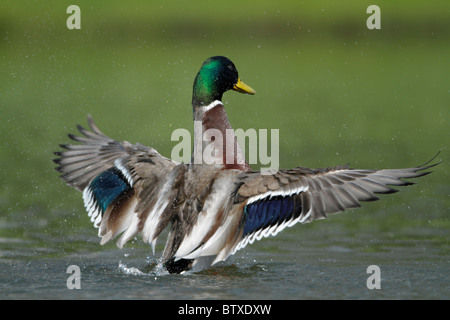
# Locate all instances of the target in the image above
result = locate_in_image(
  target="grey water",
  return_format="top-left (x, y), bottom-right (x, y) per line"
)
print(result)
top-left (1, 203), bottom-right (448, 300)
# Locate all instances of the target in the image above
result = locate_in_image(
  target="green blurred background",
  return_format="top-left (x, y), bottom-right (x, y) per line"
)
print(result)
top-left (1, 1), bottom-right (448, 233)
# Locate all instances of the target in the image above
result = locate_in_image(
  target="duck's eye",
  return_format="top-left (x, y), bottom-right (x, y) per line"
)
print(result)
top-left (227, 64), bottom-right (234, 71)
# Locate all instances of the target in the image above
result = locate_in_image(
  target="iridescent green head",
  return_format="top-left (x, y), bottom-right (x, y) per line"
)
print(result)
top-left (192, 56), bottom-right (255, 107)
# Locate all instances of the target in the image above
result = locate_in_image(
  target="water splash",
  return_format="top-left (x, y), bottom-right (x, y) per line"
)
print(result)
top-left (118, 261), bottom-right (147, 276)
top-left (118, 257), bottom-right (169, 277)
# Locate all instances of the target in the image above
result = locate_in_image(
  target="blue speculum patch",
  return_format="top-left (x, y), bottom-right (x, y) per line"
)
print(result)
top-left (89, 167), bottom-right (131, 212)
top-left (243, 196), bottom-right (295, 236)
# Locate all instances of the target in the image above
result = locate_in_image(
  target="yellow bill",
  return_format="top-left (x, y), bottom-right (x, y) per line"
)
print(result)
top-left (233, 78), bottom-right (256, 95)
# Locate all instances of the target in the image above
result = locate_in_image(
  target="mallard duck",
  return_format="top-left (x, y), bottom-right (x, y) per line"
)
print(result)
top-left (54, 56), bottom-right (437, 274)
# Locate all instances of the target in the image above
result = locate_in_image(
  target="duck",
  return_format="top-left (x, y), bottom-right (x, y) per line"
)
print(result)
top-left (54, 56), bottom-right (438, 274)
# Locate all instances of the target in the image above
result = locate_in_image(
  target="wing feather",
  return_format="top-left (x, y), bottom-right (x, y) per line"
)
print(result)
top-left (227, 159), bottom-right (438, 256)
top-left (54, 115), bottom-right (178, 248)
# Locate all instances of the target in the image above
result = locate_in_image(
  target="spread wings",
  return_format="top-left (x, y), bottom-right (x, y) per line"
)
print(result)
top-left (54, 116), bottom-right (439, 273)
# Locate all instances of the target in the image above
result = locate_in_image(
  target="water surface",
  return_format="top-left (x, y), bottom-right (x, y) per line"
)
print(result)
top-left (1, 204), bottom-right (448, 300)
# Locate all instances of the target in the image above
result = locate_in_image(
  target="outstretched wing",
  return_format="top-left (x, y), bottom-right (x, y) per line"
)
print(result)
top-left (53, 115), bottom-right (178, 248)
top-left (230, 160), bottom-right (438, 255)
top-left (169, 158), bottom-right (438, 269)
